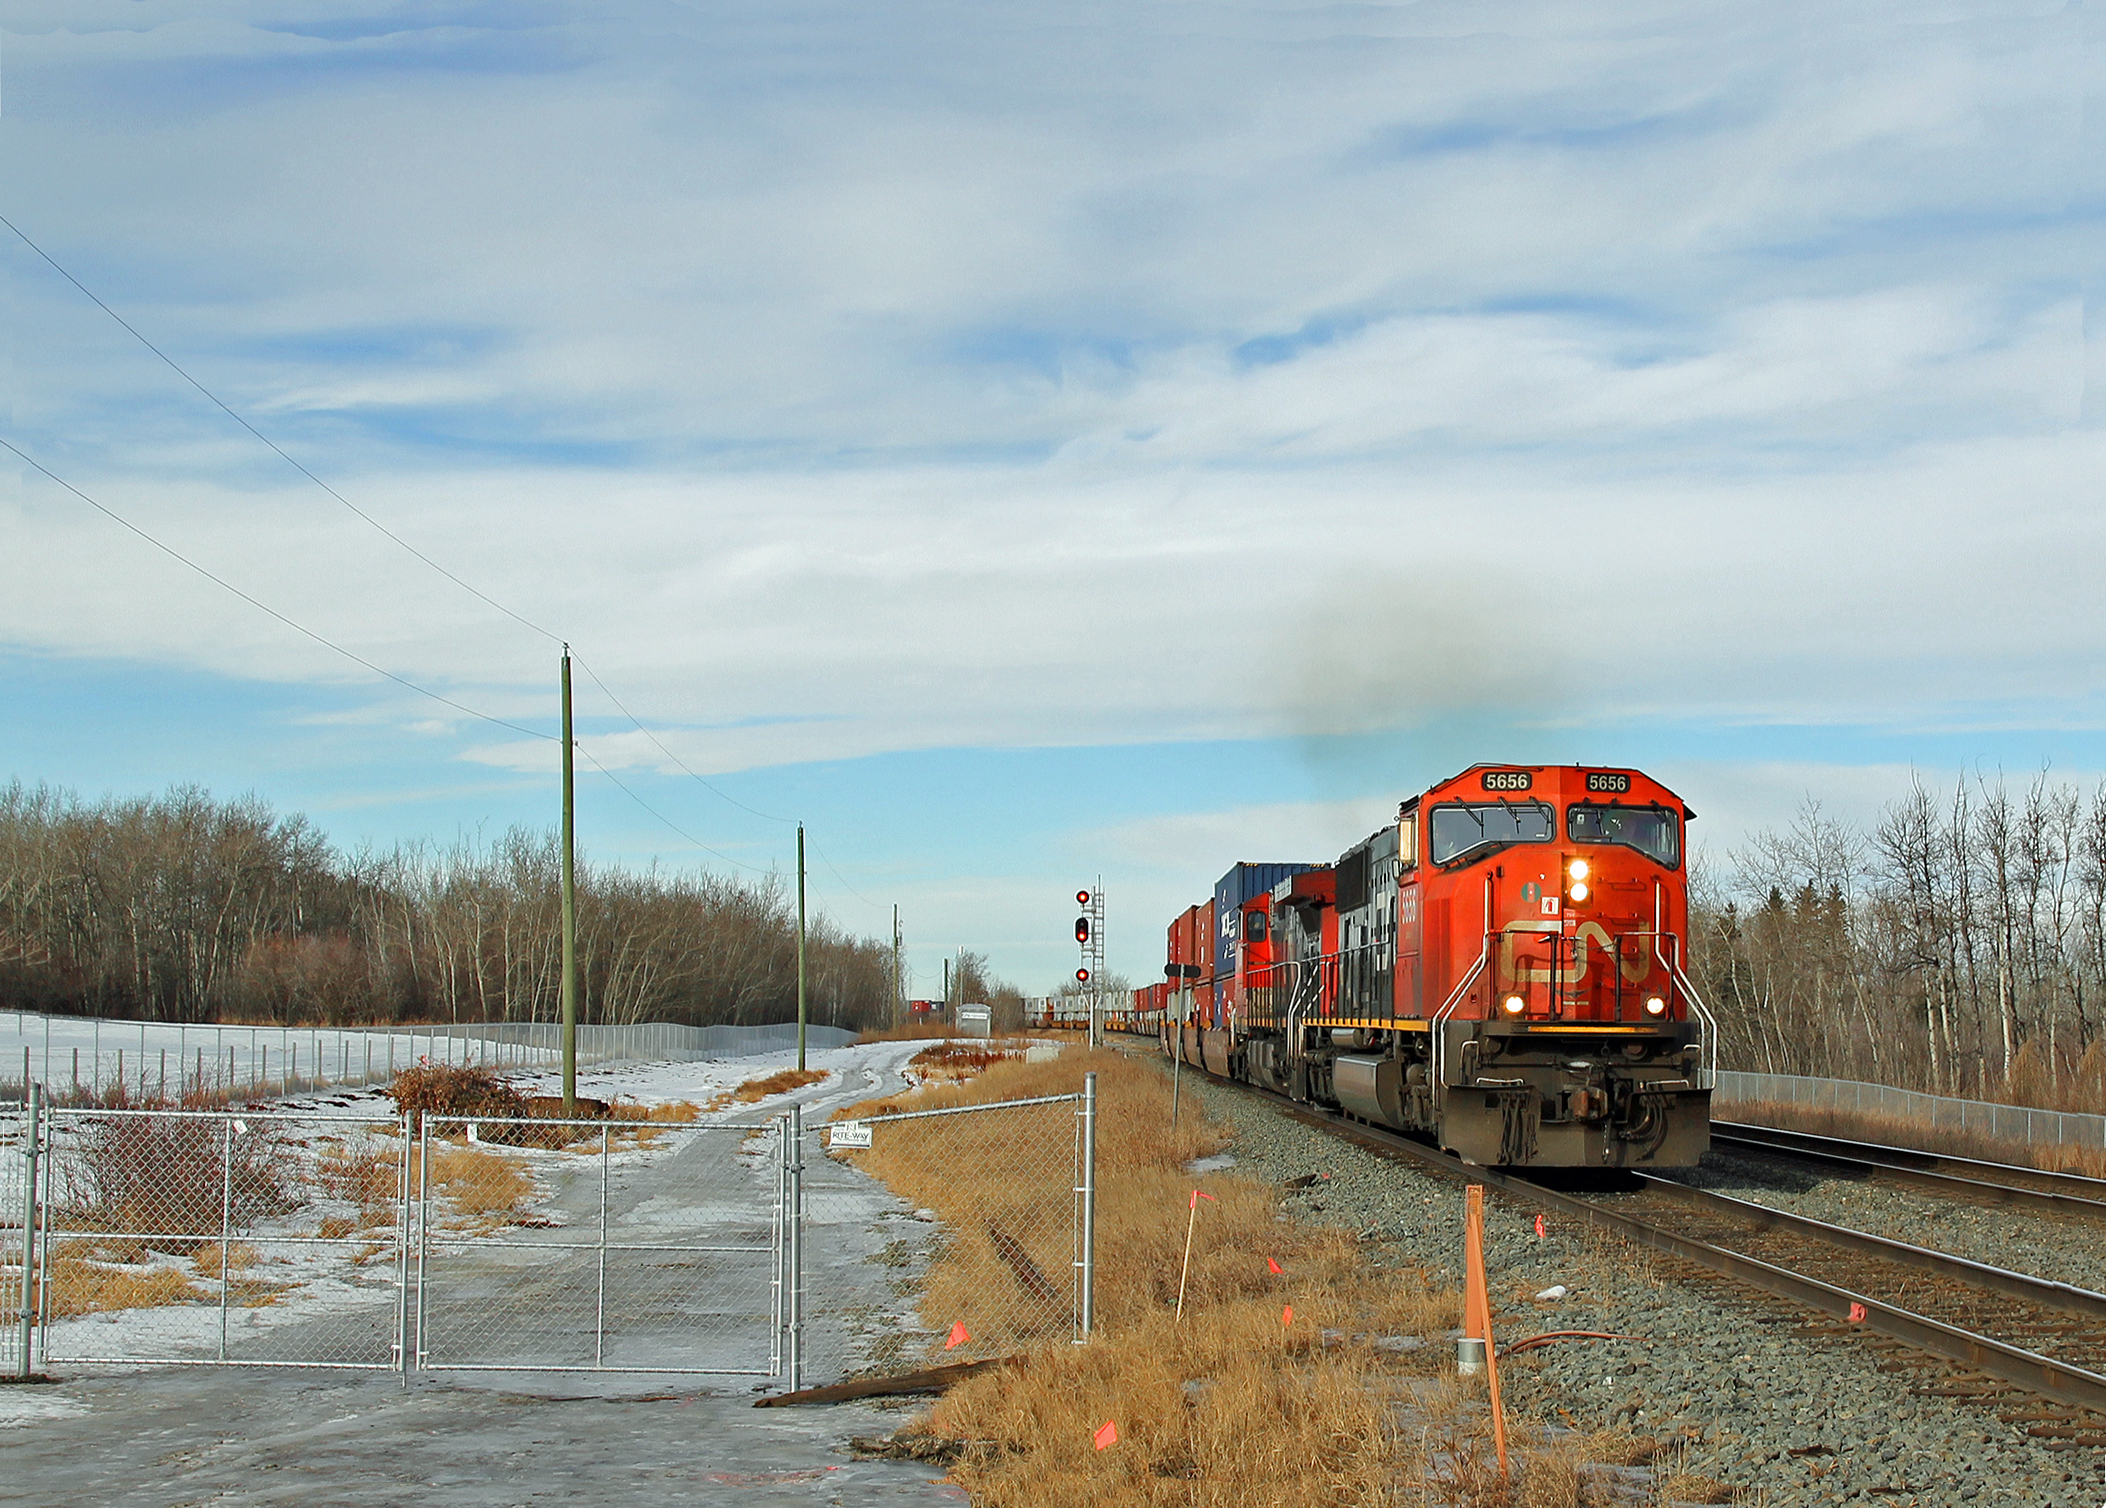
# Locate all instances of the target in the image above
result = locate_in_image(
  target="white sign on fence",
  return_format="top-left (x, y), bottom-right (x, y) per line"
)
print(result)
top-left (827, 1120), bottom-right (872, 1149)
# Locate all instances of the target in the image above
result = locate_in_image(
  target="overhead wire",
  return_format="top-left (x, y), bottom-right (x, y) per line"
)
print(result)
top-left (567, 650), bottom-right (796, 826)
top-left (0, 436), bottom-right (554, 743)
top-left (8, 211), bottom-right (886, 909)
top-left (0, 211), bottom-right (565, 647)
top-left (808, 839), bottom-right (887, 913)
top-left (572, 743), bottom-right (774, 875)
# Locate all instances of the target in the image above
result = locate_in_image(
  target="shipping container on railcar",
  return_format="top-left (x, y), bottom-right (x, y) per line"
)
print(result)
top-left (1218, 764), bottom-right (1715, 1168)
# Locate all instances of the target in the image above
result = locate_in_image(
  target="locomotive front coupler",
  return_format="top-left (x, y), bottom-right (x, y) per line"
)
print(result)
top-left (1558, 1058), bottom-right (1612, 1123)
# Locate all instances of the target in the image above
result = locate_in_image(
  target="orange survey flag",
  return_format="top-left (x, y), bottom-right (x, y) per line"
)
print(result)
top-left (1094, 1420), bottom-right (1120, 1450)
top-left (1281, 1305), bottom-right (1294, 1327)
top-left (1189, 1189), bottom-right (1217, 1210)
top-left (944, 1321), bottom-right (969, 1350)
top-left (1266, 1256), bottom-right (1283, 1274)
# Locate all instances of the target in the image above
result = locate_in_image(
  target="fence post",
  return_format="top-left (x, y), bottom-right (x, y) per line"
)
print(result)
top-left (786, 1102), bottom-right (803, 1392)
top-left (397, 1112), bottom-right (415, 1383)
top-left (771, 1119), bottom-right (786, 1379)
top-left (17, 1082), bottom-right (40, 1378)
top-left (1079, 1071), bottom-right (1097, 1340)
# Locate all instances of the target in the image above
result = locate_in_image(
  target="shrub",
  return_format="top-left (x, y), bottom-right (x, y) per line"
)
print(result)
top-left (386, 1062), bottom-right (527, 1121)
top-left (57, 1113), bottom-right (295, 1237)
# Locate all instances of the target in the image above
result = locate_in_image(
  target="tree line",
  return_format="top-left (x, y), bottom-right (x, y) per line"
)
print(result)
top-left (1690, 771), bottom-right (2106, 1111)
top-left (0, 781), bottom-right (904, 1031)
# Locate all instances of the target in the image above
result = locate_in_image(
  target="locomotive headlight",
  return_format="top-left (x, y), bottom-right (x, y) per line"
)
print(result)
top-left (1644, 995), bottom-right (1666, 1016)
top-left (1502, 995), bottom-right (1525, 1015)
top-left (1568, 859), bottom-right (1589, 882)
top-left (1568, 881), bottom-right (1590, 903)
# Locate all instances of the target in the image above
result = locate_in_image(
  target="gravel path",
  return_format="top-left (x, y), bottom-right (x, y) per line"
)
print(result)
top-left (1158, 1056), bottom-right (2104, 1507)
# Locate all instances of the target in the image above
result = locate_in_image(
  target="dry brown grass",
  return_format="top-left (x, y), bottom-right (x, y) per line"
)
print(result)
top-left (426, 1144), bottom-right (534, 1217)
top-left (192, 1240), bottom-right (259, 1280)
top-left (1725, 1098), bottom-right (2106, 1179)
top-left (705, 1068), bottom-right (826, 1111)
top-left (835, 1046), bottom-right (1590, 1504)
top-left (41, 1258), bottom-right (208, 1317)
top-left (31, 1238), bottom-right (291, 1318)
top-left (315, 1139), bottom-right (404, 1226)
top-left (909, 1041), bottom-right (1025, 1084)
top-left (857, 1020), bottom-right (968, 1043)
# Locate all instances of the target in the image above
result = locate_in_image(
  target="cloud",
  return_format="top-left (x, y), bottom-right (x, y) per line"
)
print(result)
top-left (0, 0), bottom-right (2092, 791)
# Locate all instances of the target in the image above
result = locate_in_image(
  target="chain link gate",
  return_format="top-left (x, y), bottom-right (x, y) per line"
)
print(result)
top-left (29, 1101), bottom-right (412, 1369)
top-left (412, 1113), bottom-right (785, 1375)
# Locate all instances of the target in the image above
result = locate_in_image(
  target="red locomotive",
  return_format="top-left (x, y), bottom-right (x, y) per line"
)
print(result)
top-left (1145, 763), bottom-right (1714, 1168)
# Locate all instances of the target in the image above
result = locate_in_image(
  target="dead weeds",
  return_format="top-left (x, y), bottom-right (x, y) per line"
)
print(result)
top-left (833, 1045), bottom-right (1595, 1504)
top-left (705, 1069), bottom-right (827, 1112)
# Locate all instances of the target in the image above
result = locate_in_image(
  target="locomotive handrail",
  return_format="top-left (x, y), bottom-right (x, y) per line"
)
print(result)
top-left (1654, 878), bottom-right (1716, 1089)
top-left (1428, 950), bottom-right (1486, 1090)
top-left (1671, 963), bottom-right (1718, 1090)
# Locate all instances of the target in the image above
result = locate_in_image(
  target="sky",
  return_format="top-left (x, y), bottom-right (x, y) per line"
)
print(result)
top-left (1, 1), bottom-right (2100, 997)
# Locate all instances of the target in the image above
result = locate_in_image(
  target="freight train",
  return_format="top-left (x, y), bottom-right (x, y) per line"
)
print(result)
top-left (1037, 763), bottom-right (1715, 1169)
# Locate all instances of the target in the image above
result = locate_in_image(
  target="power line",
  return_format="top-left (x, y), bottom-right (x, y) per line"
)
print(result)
top-left (6, 212), bottom-right (878, 900)
top-left (0, 435), bottom-right (555, 743)
top-left (809, 839), bottom-right (886, 913)
top-left (567, 651), bottom-right (797, 825)
top-left (0, 210), bottom-right (564, 646)
top-left (572, 742), bottom-right (774, 875)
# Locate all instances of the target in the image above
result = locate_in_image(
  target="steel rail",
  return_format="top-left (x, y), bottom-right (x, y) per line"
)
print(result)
top-left (1261, 1097), bottom-right (2106, 1416)
top-left (1631, 1175), bottom-right (2106, 1321)
top-left (1713, 1123), bottom-right (2106, 1221)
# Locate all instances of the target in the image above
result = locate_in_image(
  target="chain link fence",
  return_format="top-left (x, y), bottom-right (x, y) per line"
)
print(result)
top-left (794, 1085), bottom-right (1095, 1388)
top-left (1, 1011), bottom-right (859, 1105)
top-left (1715, 1070), bottom-right (2106, 1150)
top-left (6, 1074), bottom-right (1099, 1387)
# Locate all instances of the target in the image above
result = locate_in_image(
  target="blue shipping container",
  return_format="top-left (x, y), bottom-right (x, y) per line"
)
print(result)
top-left (1214, 862), bottom-right (1318, 979)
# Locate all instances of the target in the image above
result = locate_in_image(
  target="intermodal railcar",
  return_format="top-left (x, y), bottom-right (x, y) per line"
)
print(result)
top-left (1135, 763), bottom-right (1715, 1168)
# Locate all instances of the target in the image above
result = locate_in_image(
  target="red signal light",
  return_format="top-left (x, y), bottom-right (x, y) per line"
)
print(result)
top-left (1076, 889), bottom-right (1091, 906)
top-left (1075, 917), bottom-right (1090, 943)
top-left (1075, 967), bottom-right (1091, 983)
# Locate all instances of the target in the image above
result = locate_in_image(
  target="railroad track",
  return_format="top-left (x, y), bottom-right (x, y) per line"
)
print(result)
top-left (1245, 1091), bottom-right (2106, 1450)
top-left (1711, 1121), bottom-right (2106, 1222)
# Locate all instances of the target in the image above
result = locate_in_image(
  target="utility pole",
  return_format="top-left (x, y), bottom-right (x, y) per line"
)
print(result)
top-left (891, 906), bottom-right (903, 1030)
top-left (796, 822), bottom-right (808, 1072)
top-left (560, 646), bottom-right (578, 1115)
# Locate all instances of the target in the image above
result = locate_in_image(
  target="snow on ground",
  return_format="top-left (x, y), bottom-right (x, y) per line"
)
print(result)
top-left (0, 1386), bottom-right (88, 1427)
top-left (1, 1009), bottom-right (558, 1101)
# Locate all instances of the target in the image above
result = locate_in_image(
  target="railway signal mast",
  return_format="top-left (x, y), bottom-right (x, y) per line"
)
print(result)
top-left (1074, 883), bottom-right (1104, 1047)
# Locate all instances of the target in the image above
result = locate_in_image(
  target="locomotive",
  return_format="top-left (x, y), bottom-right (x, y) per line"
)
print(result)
top-left (1133, 763), bottom-right (1714, 1168)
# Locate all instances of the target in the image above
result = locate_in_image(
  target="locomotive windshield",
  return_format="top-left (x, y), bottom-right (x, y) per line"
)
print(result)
top-left (1428, 801), bottom-right (1555, 865)
top-left (1567, 803), bottom-right (1680, 866)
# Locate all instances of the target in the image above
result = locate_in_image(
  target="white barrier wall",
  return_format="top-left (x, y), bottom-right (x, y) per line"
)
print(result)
top-left (1714, 1069), bottom-right (2106, 1151)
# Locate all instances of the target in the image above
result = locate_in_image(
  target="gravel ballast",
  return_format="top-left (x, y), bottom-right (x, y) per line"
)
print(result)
top-left (1156, 1055), bottom-right (2103, 1507)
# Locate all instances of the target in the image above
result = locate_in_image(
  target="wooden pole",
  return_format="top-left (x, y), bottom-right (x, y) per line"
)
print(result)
top-left (1465, 1184), bottom-right (1509, 1475)
top-left (796, 823), bottom-right (808, 1072)
top-left (560, 647), bottom-right (578, 1115)
top-left (1175, 1200), bottom-right (1200, 1321)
